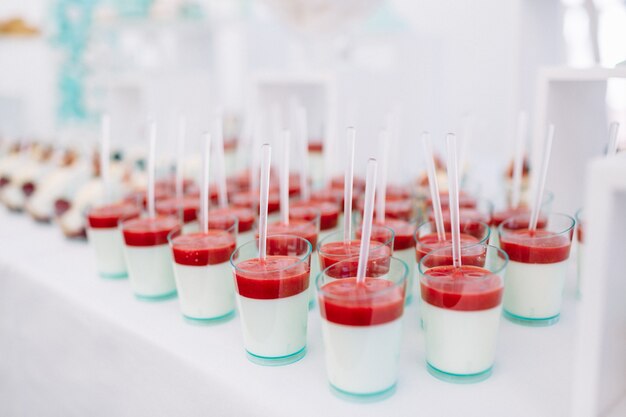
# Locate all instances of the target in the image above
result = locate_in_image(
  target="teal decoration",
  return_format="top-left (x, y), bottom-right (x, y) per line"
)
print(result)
top-left (52, 0), bottom-right (100, 123)
top-left (111, 0), bottom-right (152, 18)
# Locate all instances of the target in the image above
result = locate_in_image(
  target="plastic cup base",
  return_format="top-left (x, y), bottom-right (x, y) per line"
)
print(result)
top-left (99, 271), bottom-right (128, 279)
top-left (503, 310), bottom-right (560, 327)
top-left (134, 290), bottom-right (177, 302)
top-left (183, 310), bottom-right (235, 325)
top-left (245, 346), bottom-right (306, 366)
top-left (427, 363), bottom-right (492, 384)
top-left (329, 382), bottom-right (397, 403)
top-left (405, 293), bottom-right (413, 306)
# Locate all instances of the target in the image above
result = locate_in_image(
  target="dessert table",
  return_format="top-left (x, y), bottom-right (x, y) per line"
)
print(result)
top-left (0, 208), bottom-right (579, 417)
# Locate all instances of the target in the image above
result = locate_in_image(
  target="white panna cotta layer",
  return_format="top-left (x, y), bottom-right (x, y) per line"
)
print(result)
top-left (504, 259), bottom-right (568, 319)
top-left (309, 251), bottom-right (319, 303)
top-left (577, 242), bottom-right (585, 296)
top-left (321, 318), bottom-right (402, 394)
top-left (422, 302), bottom-right (501, 376)
top-left (395, 248), bottom-right (414, 302)
top-left (124, 244), bottom-right (176, 298)
top-left (173, 261), bottom-right (234, 320)
top-left (236, 290), bottom-right (309, 358)
top-left (88, 227), bottom-right (127, 277)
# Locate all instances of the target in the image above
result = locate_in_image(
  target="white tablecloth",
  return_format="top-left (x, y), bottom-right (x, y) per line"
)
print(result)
top-left (0, 209), bottom-right (579, 417)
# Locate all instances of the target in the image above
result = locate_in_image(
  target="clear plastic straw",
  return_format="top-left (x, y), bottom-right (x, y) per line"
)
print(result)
top-left (147, 120), bottom-right (157, 218)
top-left (356, 158), bottom-right (378, 284)
top-left (608, 122), bottom-right (620, 156)
top-left (258, 144), bottom-right (272, 261)
top-left (296, 105), bottom-right (310, 201)
top-left (214, 113), bottom-right (229, 208)
top-left (422, 132), bottom-right (446, 241)
top-left (529, 124), bottom-right (555, 232)
top-left (100, 114), bottom-right (111, 204)
top-left (343, 127), bottom-right (356, 242)
top-left (250, 116), bottom-right (262, 192)
top-left (201, 132), bottom-right (211, 234)
top-left (459, 114), bottom-right (472, 175)
top-left (376, 129), bottom-right (389, 224)
top-left (175, 115), bottom-right (186, 203)
top-left (446, 133), bottom-right (462, 268)
top-left (511, 111), bottom-right (527, 209)
top-left (280, 130), bottom-right (290, 225)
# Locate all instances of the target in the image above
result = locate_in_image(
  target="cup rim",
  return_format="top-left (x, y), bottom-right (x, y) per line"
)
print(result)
top-left (167, 214), bottom-right (239, 246)
top-left (230, 233), bottom-right (313, 273)
top-left (413, 220), bottom-right (491, 247)
top-left (316, 256), bottom-right (408, 300)
top-left (497, 212), bottom-right (576, 239)
top-left (575, 207), bottom-right (583, 223)
top-left (119, 214), bottom-right (180, 232)
top-left (317, 226), bottom-right (395, 254)
top-left (346, 222), bottom-right (396, 250)
top-left (261, 212), bottom-right (321, 235)
top-left (417, 243), bottom-right (509, 277)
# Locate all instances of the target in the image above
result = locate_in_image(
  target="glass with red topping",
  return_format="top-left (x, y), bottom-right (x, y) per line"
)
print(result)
top-left (419, 244), bottom-right (508, 382)
top-left (231, 189), bottom-right (281, 220)
top-left (490, 190), bottom-right (554, 247)
top-left (575, 208), bottom-right (584, 297)
top-left (230, 235), bottom-right (312, 365)
top-left (428, 198), bottom-right (493, 240)
top-left (317, 228), bottom-right (394, 278)
top-left (121, 216), bottom-right (181, 300)
top-left (317, 257), bottom-right (408, 399)
top-left (356, 218), bottom-right (417, 304)
top-left (498, 213), bottom-right (575, 326)
top-left (168, 216), bottom-right (238, 323)
top-left (263, 215), bottom-right (320, 305)
top-left (356, 196), bottom-right (415, 222)
top-left (415, 220), bottom-right (491, 265)
top-left (289, 200), bottom-right (340, 241)
top-left (86, 203), bottom-right (141, 278)
top-left (156, 196), bottom-right (199, 232)
top-left (209, 207), bottom-right (256, 247)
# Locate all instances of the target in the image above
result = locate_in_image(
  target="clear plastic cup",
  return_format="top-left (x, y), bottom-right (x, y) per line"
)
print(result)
top-left (498, 213), bottom-right (575, 326)
top-left (230, 235), bottom-right (312, 365)
top-left (86, 202), bottom-right (141, 278)
top-left (419, 244), bottom-right (508, 383)
top-left (261, 215), bottom-right (320, 306)
top-left (121, 216), bottom-right (180, 300)
top-left (168, 215), bottom-right (238, 323)
top-left (317, 257), bottom-right (408, 400)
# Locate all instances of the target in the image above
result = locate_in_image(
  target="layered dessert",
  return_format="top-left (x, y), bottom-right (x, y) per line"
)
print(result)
top-left (420, 264), bottom-right (504, 382)
top-left (318, 277), bottom-right (405, 397)
top-left (156, 196), bottom-right (199, 232)
top-left (318, 239), bottom-right (392, 276)
top-left (498, 214), bottom-right (574, 325)
top-left (365, 219), bottom-right (416, 304)
top-left (232, 241), bottom-right (311, 365)
top-left (290, 200), bottom-right (340, 242)
top-left (170, 230), bottom-right (237, 322)
top-left (122, 216), bottom-right (180, 300)
top-left (231, 189), bottom-right (281, 216)
top-left (428, 207), bottom-right (492, 240)
top-left (265, 219), bottom-right (319, 303)
top-left (317, 258), bottom-right (407, 399)
top-left (87, 202), bottom-right (141, 278)
top-left (356, 197), bottom-right (414, 222)
top-left (210, 207), bottom-right (255, 247)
